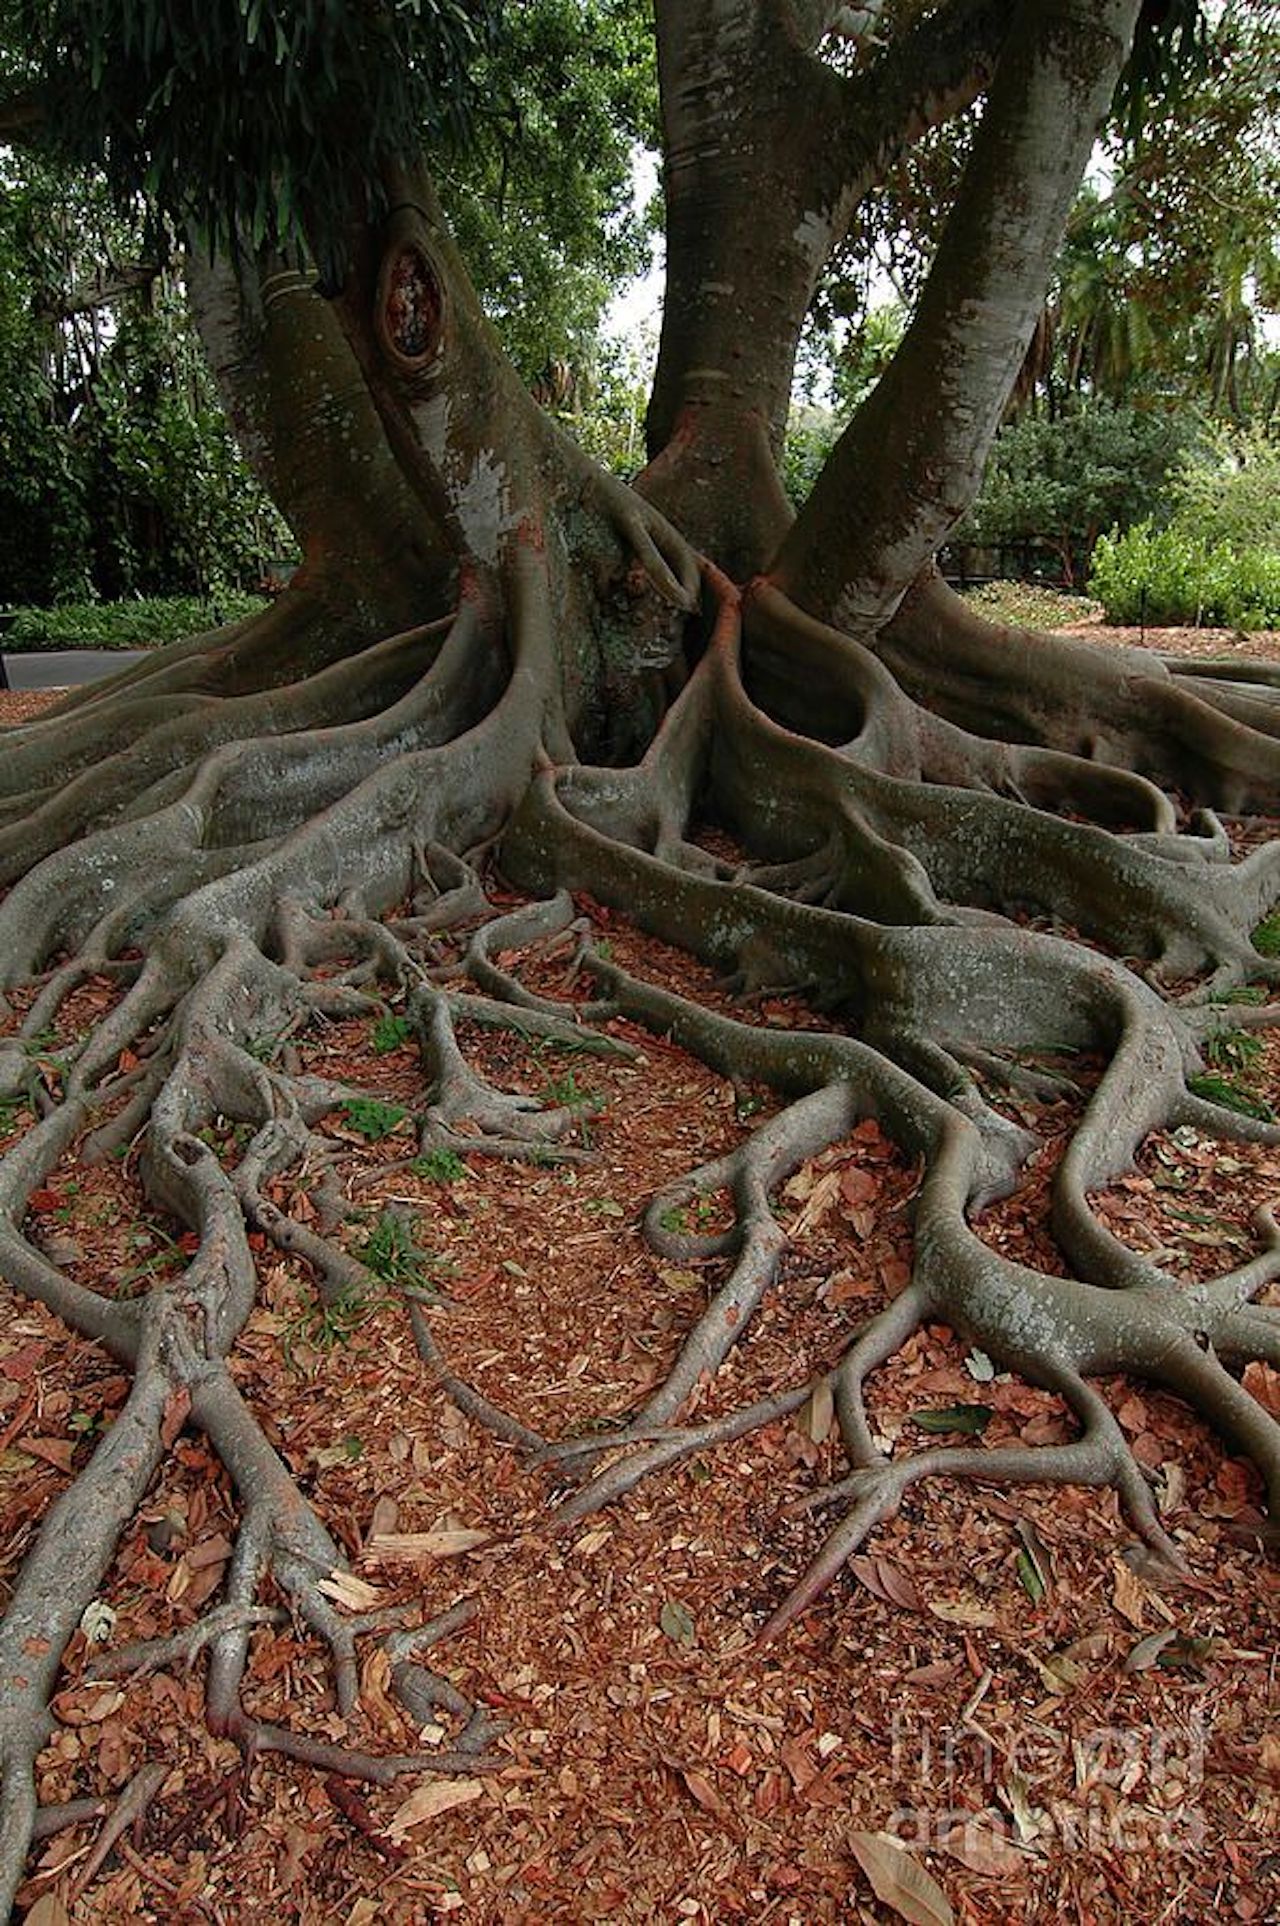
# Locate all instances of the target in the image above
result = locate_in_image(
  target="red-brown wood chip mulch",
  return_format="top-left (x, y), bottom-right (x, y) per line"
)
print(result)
top-left (2, 631), bottom-right (1279, 1924)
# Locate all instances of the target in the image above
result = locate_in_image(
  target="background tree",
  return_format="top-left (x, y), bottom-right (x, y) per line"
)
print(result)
top-left (0, 151), bottom-right (289, 604)
top-left (4, 1), bottom-right (1280, 1907)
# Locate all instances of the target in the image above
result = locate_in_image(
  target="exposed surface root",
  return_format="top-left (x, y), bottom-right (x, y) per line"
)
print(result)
top-left (2, 567), bottom-right (1280, 1910)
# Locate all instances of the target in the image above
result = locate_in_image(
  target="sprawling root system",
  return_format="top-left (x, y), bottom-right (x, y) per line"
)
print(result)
top-left (2, 560), bottom-right (1279, 1909)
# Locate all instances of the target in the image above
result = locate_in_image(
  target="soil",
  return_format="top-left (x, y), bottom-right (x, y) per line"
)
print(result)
top-left (2, 625), bottom-right (1279, 1924)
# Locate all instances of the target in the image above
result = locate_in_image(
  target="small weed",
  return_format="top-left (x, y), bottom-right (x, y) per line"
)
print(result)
top-left (283, 1282), bottom-right (392, 1369)
top-left (355, 1209), bottom-right (450, 1293)
top-left (245, 1031), bottom-right (285, 1063)
top-left (1204, 1029), bottom-right (1264, 1076)
top-left (539, 1071), bottom-right (599, 1110)
top-left (116, 1230), bottom-right (186, 1296)
top-left (658, 1193), bottom-right (717, 1236)
top-left (539, 1069), bottom-right (602, 1145)
top-left (341, 1096), bottom-right (409, 1141)
top-left (411, 1146), bottom-right (468, 1184)
top-left (1187, 1072), bottom-right (1274, 1122)
top-left (1251, 911), bottom-right (1280, 957)
top-left (371, 1013), bottom-right (413, 1055)
top-left (1212, 984), bottom-right (1267, 1005)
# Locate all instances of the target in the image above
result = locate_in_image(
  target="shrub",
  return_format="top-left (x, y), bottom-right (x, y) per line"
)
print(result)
top-left (956, 401), bottom-right (1193, 583)
top-left (1172, 423), bottom-right (1280, 552)
top-left (1088, 522), bottom-right (1280, 630)
top-left (1, 592), bottom-right (268, 651)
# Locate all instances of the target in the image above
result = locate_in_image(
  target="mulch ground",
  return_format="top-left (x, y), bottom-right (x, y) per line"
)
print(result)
top-left (2, 627), bottom-right (1279, 1924)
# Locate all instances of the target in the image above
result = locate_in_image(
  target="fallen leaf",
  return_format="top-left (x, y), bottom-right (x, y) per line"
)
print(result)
top-left (928, 1597), bottom-right (996, 1628)
top-left (849, 1555), bottom-right (923, 1612)
top-left (0, 1341), bottom-right (45, 1382)
top-left (804, 1378), bottom-right (834, 1444)
top-left (1016, 1550), bottom-right (1046, 1605)
top-left (369, 1494), bottom-right (399, 1539)
top-left (911, 1405), bottom-right (993, 1436)
top-left (1111, 1556), bottom-right (1149, 1630)
top-left (386, 1777), bottom-right (484, 1837)
top-left (160, 1387), bottom-right (191, 1449)
top-left (779, 1736), bottom-right (817, 1791)
top-left (24, 1896), bottom-right (72, 1926)
top-left (78, 1600), bottom-right (116, 1646)
top-left (660, 1599), bottom-right (696, 1648)
top-left (1124, 1628), bottom-right (1178, 1673)
top-left (678, 1765), bottom-right (730, 1817)
top-left (1243, 1360), bottom-right (1280, 1419)
top-left (848, 1831), bottom-right (954, 1926)
top-left (937, 1815), bottom-right (1030, 1876)
top-left (187, 1533), bottom-right (234, 1571)
top-left (19, 1437), bottom-right (75, 1472)
top-left (789, 1169), bottom-right (842, 1237)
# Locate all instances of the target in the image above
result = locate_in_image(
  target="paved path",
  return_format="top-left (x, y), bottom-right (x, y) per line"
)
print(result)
top-left (1, 649), bottom-right (149, 689)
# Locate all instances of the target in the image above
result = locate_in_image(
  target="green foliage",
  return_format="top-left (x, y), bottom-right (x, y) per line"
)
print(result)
top-left (1088, 522), bottom-right (1280, 630)
top-left (1251, 911), bottom-right (1280, 958)
top-left (2, 591), bottom-right (267, 648)
top-left (957, 402), bottom-right (1193, 583)
top-left (1171, 424), bottom-right (1280, 553)
top-left (1185, 1072), bottom-right (1274, 1122)
top-left (23, 0), bottom-right (500, 282)
top-left (339, 1096), bottom-right (409, 1141)
top-left (1203, 1029), bottom-right (1264, 1076)
top-left (370, 1013), bottom-right (413, 1055)
top-left (284, 1279), bottom-right (391, 1364)
top-left (440, 0), bottom-right (657, 384)
top-left (411, 1146), bottom-right (468, 1183)
top-left (782, 406), bottom-right (838, 511)
top-left (0, 150), bottom-right (290, 606)
top-left (354, 1209), bottom-right (443, 1290)
top-left (538, 1070), bottom-right (598, 1111)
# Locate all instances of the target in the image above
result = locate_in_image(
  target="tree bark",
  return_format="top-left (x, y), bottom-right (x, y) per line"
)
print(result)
top-left (771, 0), bottom-right (1143, 631)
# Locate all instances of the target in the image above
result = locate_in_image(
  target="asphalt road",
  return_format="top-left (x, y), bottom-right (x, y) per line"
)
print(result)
top-left (1, 649), bottom-right (149, 689)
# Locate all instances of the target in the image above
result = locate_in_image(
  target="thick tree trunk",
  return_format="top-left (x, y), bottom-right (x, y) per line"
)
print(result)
top-left (772, 0), bottom-right (1143, 632)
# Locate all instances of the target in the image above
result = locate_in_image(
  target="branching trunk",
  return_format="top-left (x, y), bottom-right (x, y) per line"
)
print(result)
top-left (774, 0), bottom-right (1144, 630)
top-left (2, 3), bottom-right (1279, 1913)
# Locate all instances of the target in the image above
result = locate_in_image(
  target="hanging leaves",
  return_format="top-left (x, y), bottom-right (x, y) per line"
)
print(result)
top-left (22, 0), bottom-right (502, 281)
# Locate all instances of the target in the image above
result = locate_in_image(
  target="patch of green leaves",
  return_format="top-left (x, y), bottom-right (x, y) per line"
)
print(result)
top-left (340, 1096), bottom-right (408, 1142)
top-left (355, 1209), bottom-right (449, 1295)
top-left (3, 592), bottom-right (268, 650)
top-left (1251, 911), bottom-right (1280, 957)
top-left (1186, 1072), bottom-right (1274, 1122)
top-left (538, 1070), bottom-right (599, 1111)
top-left (283, 1281), bottom-right (391, 1369)
top-left (371, 1013), bottom-right (413, 1055)
top-left (1204, 1028), bottom-right (1264, 1075)
top-left (411, 1146), bottom-right (468, 1184)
